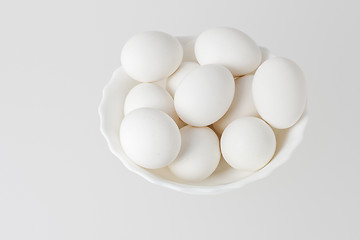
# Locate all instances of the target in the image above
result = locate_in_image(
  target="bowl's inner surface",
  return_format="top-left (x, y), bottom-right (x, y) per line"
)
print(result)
top-left (101, 67), bottom-right (308, 188)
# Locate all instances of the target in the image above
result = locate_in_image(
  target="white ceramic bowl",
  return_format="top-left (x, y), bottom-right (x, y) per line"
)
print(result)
top-left (99, 43), bottom-right (308, 195)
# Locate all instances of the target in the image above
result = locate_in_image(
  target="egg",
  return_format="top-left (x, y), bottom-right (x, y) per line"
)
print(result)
top-left (166, 61), bottom-right (199, 97)
top-left (174, 64), bottom-right (235, 126)
top-left (212, 74), bottom-right (259, 135)
top-left (221, 117), bottom-right (276, 171)
top-left (121, 31), bottom-right (183, 83)
top-left (120, 108), bottom-right (181, 169)
top-left (195, 27), bottom-right (261, 76)
top-left (124, 83), bottom-right (183, 127)
top-left (253, 57), bottom-right (306, 129)
top-left (168, 126), bottom-right (220, 182)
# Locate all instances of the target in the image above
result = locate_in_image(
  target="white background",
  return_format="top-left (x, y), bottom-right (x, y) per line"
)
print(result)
top-left (1, 0), bottom-right (360, 239)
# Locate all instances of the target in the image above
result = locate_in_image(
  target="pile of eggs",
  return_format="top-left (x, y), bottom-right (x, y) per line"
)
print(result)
top-left (119, 27), bottom-right (306, 182)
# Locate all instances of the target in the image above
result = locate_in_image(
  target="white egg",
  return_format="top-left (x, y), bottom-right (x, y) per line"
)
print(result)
top-left (221, 117), bottom-right (276, 171)
top-left (168, 126), bottom-right (220, 182)
top-left (212, 74), bottom-right (259, 135)
top-left (195, 27), bottom-right (261, 76)
top-left (120, 108), bottom-right (181, 169)
top-left (174, 64), bottom-right (235, 127)
top-left (253, 57), bottom-right (306, 129)
top-left (121, 31), bottom-right (183, 83)
top-left (166, 61), bottom-right (199, 97)
top-left (124, 83), bottom-right (182, 127)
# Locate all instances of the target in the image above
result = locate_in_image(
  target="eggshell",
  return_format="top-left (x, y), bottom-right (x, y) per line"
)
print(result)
top-left (121, 31), bottom-right (183, 82)
top-left (221, 117), bottom-right (276, 171)
top-left (253, 57), bottom-right (306, 129)
top-left (195, 27), bottom-right (261, 76)
top-left (212, 74), bottom-right (259, 135)
top-left (124, 83), bottom-right (183, 127)
top-left (168, 126), bottom-right (220, 182)
top-left (174, 64), bottom-right (235, 127)
top-left (166, 61), bottom-right (199, 97)
top-left (120, 108), bottom-right (181, 169)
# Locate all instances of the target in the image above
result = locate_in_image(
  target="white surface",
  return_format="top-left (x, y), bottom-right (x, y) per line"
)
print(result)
top-left (0, 0), bottom-right (359, 239)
